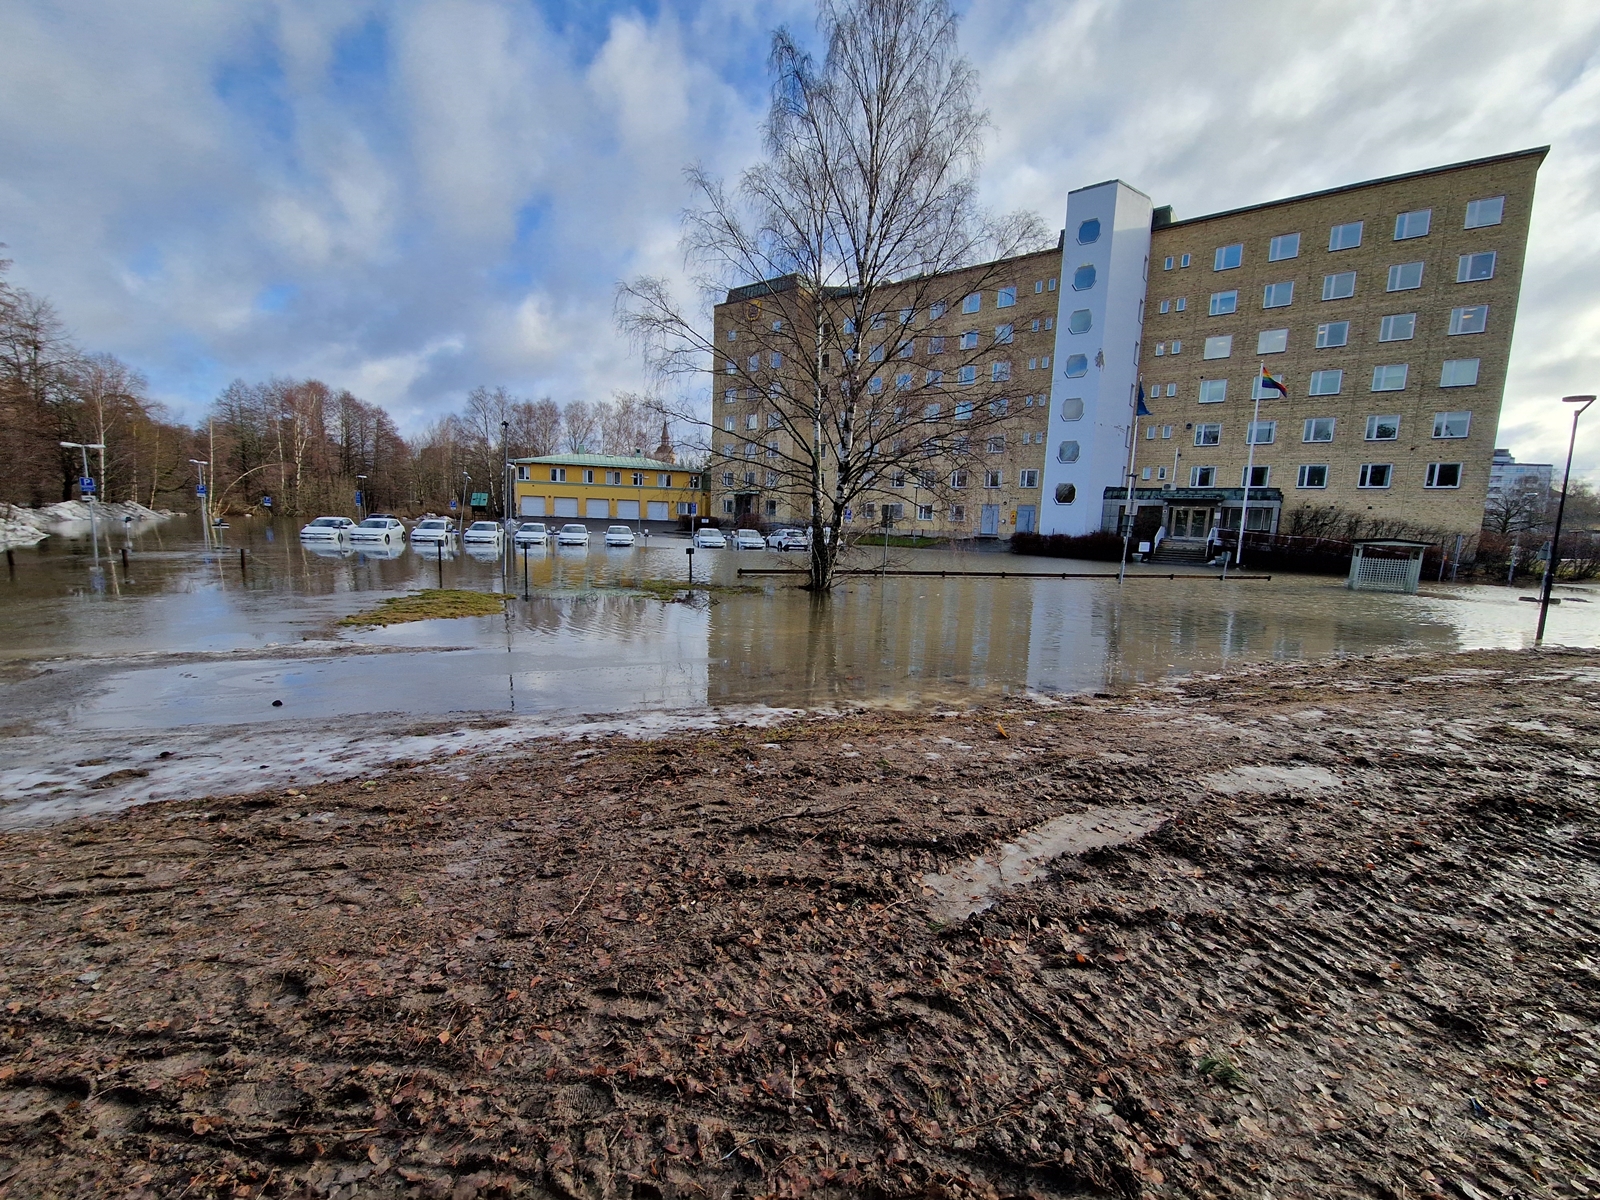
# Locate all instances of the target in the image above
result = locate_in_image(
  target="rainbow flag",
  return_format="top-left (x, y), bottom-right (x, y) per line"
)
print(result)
top-left (1259, 365), bottom-right (1288, 396)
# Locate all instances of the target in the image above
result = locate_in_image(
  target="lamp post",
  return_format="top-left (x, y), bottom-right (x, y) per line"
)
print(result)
top-left (189, 458), bottom-right (210, 546)
top-left (355, 474), bottom-right (368, 522)
top-left (1535, 394), bottom-right (1595, 645)
top-left (61, 441), bottom-right (107, 561)
top-left (460, 472), bottom-right (471, 540)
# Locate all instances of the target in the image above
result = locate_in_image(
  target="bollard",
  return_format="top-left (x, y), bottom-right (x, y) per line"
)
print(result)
top-left (240, 547), bottom-right (247, 575)
top-left (5, 547), bottom-right (13, 579)
top-left (120, 546), bottom-right (129, 574)
top-left (436, 538), bottom-right (444, 590)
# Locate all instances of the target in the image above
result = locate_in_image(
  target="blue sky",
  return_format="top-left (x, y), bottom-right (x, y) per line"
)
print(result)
top-left (4, 0), bottom-right (1600, 480)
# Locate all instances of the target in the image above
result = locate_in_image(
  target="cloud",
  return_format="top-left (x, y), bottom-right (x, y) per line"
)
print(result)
top-left (2, 0), bottom-right (1599, 486)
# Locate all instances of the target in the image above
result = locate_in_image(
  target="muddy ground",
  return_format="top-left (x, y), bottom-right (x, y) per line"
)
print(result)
top-left (1, 647), bottom-right (1598, 1199)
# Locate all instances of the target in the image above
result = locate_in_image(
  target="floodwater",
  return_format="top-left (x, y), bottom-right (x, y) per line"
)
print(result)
top-left (2, 513), bottom-right (1596, 822)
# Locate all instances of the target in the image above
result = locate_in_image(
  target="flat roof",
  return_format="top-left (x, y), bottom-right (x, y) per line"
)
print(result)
top-left (512, 453), bottom-right (680, 470)
top-left (1160, 146), bottom-right (1549, 230)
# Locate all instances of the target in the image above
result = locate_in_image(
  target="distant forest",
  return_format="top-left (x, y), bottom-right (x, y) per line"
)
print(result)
top-left (0, 255), bottom-right (683, 517)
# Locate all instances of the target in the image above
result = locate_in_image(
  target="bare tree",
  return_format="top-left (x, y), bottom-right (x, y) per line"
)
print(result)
top-left (620, 0), bottom-right (1046, 590)
top-left (1483, 486), bottom-right (1548, 537)
top-left (509, 396), bottom-right (562, 458)
top-left (600, 392), bottom-right (652, 455)
top-left (563, 400), bottom-right (599, 453)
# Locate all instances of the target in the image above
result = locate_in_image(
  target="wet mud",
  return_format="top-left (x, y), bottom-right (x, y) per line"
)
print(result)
top-left (1, 647), bottom-right (1598, 1199)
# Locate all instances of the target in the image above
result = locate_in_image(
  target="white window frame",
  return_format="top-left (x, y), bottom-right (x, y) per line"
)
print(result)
top-left (1440, 358), bottom-right (1480, 388)
top-left (1268, 233), bottom-right (1300, 262)
top-left (1449, 305), bottom-right (1489, 335)
top-left (1198, 379), bottom-right (1228, 404)
top-left (1358, 463), bottom-right (1393, 489)
top-left (961, 293), bottom-right (981, 314)
top-left (1386, 262), bottom-right (1424, 292)
top-left (1322, 272), bottom-right (1356, 301)
top-left (1303, 417), bottom-right (1335, 443)
top-left (1315, 321), bottom-right (1350, 349)
top-left (1457, 252), bottom-right (1496, 283)
top-left (1378, 313), bottom-right (1416, 342)
top-left (1262, 281), bottom-right (1294, 308)
top-left (1365, 415), bottom-right (1401, 441)
top-left (996, 286), bottom-right (1017, 308)
top-left (1019, 469), bottom-right (1039, 488)
top-left (984, 470), bottom-right (1002, 488)
top-left (1464, 196), bottom-right (1505, 229)
top-left (1189, 466), bottom-right (1216, 487)
top-left (1194, 423), bottom-right (1221, 447)
top-left (1329, 221), bottom-right (1363, 250)
top-left (1432, 411), bottom-right (1472, 439)
top-left (1297, 464), bottom-right (1329, 489)
top-left (1257, 328), bottom-right (1288, 354)
top-left (1203, 335), bottom-right (1233, 360)
top-left (1371, 364), bottom-right (1409, 392)
top-left (1394, 209), bottom-right (1432, 240)
top-left (1246, 420), bottom-right (1276, 445)
top-left (1208, 290), bottom-right (1239, 316)
top-left (1213, 243), bottom-right (1243, 271)
top-left (1425, 462), bottom-right (1463, 489)
top-left (1308, 369), bottom-right (1343, 397)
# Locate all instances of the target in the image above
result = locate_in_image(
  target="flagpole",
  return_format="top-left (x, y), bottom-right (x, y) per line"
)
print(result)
top-left (1238, 363), bottom-right (1264, 570)
top-left (1119, 382), bottom-right (1142, 586)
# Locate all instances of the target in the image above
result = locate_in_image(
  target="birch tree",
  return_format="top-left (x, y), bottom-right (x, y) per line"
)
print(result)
top-left (619, 0), bottom-right (1046, 590)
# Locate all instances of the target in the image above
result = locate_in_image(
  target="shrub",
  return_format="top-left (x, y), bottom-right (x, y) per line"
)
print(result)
top-left (1010, 530), bottom-right (1127, 562)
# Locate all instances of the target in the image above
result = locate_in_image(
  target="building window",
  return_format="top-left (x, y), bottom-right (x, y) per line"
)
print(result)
top-left (1159, 300), bottom-right (1170, 314)
top-left (1019, 469), bottom-right (1039, 488)
top-left (1243, 465), bottom-right (1270, 487)
top-left (765, 442), bottom-right (779, 458)
top-left (1180, 253), bottom-right (1192, 268)
top-left (1329, 221), bottom-right (1364, 251)
top-left (1315, 321), bottom-right (1350, 348)
top-left (1449, 305), bottom-right (1489, 335)
top-left (928, 302), bottom-right (946, 320)
top-left (1458, 252), bottom-right (1497, 282)
top-left (1169, 339), bottom-right (1181, 353)
top-left (985, 435), bottom-right (1005, 453)
top-left (720, 472), bottom-right (734, 487)
top-left (746, 354), bottom-right (760, 372)
top-left (1162, 425), bottom-right (1173, 438)
top-left (1322, 272), bottom-right (1356, 300)
top-left (962, 293), bottom-right (981, 313)
top-left (1308, 369), bottom-right (1342, 396)
top-left (1257, 328), bottom-right (1288, 354)
top-left (1078, 218), bottom-right (1101, 244)
top-left (1163, 256), bottom-right (1174, 270)
top-left (994, 324), bottom-right (1014, 344)
top-left (958, 329), bottom-right (979, 350)
top-left (1203, 335), bottom-right (1233, 359)
top-left (516, 465), bottom-right (530, 481)
top-left (1048, 277), bottom-right (1057, 290)
top-left (916, 504), bottom-right (934, 521)
top-left (1057, 440), bottom-right (1081, 463)
top-left (1068, 309), bottom-right (1091, 334)
top-left (723, 388), bottom-right (737, 404)
top-left (984, 470), bottom-right (1002, 488)
top-left (1425, 462), bottom-right (1463, 488)
top-left (1072, 264), bottom-right (1096, 291)
top-left (1173, 298), bottom-right (1186, 314)
top-left (1262, 281), bottom-right (1295, 308)
top-left (868, 343), bottom-right (885, 363)
top-left (1371, 364), bottom-right (1408, 392)
top-left (550, 467), bottom-right (567, 482)
top-left (1433, 411), bottom-right (1472, 438)
top-left (1060, 396), bottom-right (1084, 420)
top-left (1194, 423), bottom-right (1221, 446)
top-left (745, 413), bottom-right (760, 430)
top-left (986, 398), bottom-right (1006, 417)
top-left (583, 469), bottom-right (596, 483)
top-left (1358, 463), bottom-right (1393, 489)
top-left (897, 339), bottom-right (915, 357)
top-left (1366, 415), bottom-right (1401, 440)
top-left (925, 369), bottom-right (942, 385)
top-left (1062, 355), bottom-right (1088, 377)
top-left (1440, 358), bottom-right (1480, 387)
top-left (1190, 466), bottom-right (1216, 487)
top-left (725, 360), bottom-right (736, 374)
top-left (1303, 417), bottom-right (1336, 442)
top-left (1465, 196), bottom-right (1505, 228)
top-left (949, 470), bottom-right (968, 488)
top-left (953, 365), bottom-right (975, 385)
top-left (1209, 290), bottom-right (1239, 316)
top-left (996, 286), bottom-right (1016, 307)
top-left (604, 470), bottom-right (621, 484)
top-left (949, 504), bottom-right (965, 523)
top-left (1387, 262), bottom-right (1424, 291)
top-left (658, 473), bottom-right (672, 487)
top-left (896, 372), bottom-right (913, 390)
top-left (1165, 384), bottom-right (1176, 396)
top-left (1394, 209), bottom-right (1432, 240)
top-left (722, 498), bottom-right (735, 514)
top-left (1214, 243), bottom-right (1243, 271)
top-left (723, 416), bottom-right (736, 432)
top-left (928, 335), bottom-right (945, 354)
top-left (632, 472), bottom-right (645, 486)
top-left (1246, 420), bottom-right (1276, 445)
top-left (1199, 379), bottom-right (1228, 404)
top-left (764, 472), bottom-right (778, 487)
top-left (1268, 233), bottom-right (1301, 261)
top-left (870, 312), bottom-right (887, 330)
top-left (1298, 464), bottom-right (1329, 489)
top-left (1379, 313), bottom-right (1416, 341)
top-left (868, 377), bottom-right (883, 393)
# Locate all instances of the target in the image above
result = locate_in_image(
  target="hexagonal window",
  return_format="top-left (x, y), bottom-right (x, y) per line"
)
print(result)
top-left (1054, 482), bottom-right (1077, 504)
top-left (1062, 354), bottom-right (1089, 378)
top-left (1056, 440), bottom-right (1080, 464)
top-left (1059, 397), bottom-right (1084, 421)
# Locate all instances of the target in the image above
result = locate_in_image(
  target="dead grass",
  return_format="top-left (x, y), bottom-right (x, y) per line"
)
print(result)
top-left (337, 588), bottom-right (506, 626)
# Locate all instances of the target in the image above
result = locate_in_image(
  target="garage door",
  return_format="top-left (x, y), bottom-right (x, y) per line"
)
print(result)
top-left (553, 497), bottom-right (579, 518)
top-left (646, 501), bottom-right (668, 521)
top-left (520, 496), bottom-right (546, 517)
top-left (585, 499), bottom-right (610, 519)
top-left (616, 500), bottom-right (640, 520)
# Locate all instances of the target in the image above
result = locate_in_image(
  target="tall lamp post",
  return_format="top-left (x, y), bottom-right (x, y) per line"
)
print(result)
top-left (61, 441), bottom-right (107, 559)
top-left (189, 458), bottom-right (210, 545)
top-left (355, 474), bottom-right (368, 521)
top-left (1535, 394), bottom-right (1596, 644)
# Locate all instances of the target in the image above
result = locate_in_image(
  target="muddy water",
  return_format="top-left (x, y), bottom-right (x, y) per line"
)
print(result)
top-left (2, 514), bottom-right (1598, 730)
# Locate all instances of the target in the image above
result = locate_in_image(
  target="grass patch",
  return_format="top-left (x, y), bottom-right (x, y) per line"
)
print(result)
top-left (339, 589), bottom-right (507, 626)
top-left (630, 578), bottom-right (763, 603)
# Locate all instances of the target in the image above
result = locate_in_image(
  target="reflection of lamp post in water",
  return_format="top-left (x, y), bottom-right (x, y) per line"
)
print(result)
top-left (1535, 394), bottom-right (1595, 645)
top-left (61, 441), bottom-right (106, 563)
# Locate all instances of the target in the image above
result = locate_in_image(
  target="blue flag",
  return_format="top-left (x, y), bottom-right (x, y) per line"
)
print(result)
top-left (1136, 381), bottom-right (1151, 417)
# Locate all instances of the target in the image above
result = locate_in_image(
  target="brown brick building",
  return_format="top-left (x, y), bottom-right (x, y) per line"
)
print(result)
top-left (709, 148), bottom-right (1546, 548)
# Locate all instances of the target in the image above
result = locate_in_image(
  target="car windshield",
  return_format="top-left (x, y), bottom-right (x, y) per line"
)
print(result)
top-left (358, 518), bottom-right (387, 528)
top-left (608, 526), bottom-right (629, 533)
top-left (561, 525), bottom-right (585, 532)
top-left (309, 517), bottom-right (342, 527)
top-left (470, 522), bottom-right (498, 531)
top-left (417, 521), bottom-right (446, 529)
top-left (519, 523), bottom-right (544, 531)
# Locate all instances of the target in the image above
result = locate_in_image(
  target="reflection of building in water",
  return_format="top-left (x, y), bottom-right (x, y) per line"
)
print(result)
top-left (703, 575), bottom-right (1040, 708)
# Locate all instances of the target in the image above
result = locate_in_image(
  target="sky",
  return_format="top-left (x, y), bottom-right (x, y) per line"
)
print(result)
top-left (3, 0), bottom-right (1600, 480)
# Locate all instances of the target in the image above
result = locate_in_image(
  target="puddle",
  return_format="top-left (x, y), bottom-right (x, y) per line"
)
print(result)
top-left (921, 803), bottom-right (1168, 922)
top-left (1201, 764), bottom-right (1343, 796)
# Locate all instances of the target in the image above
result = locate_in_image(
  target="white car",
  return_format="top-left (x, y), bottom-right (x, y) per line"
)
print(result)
top-left (766, 527), bottom-right (809, 551)
top-left (462, 520), bottom-right (503, 546)
top-left (731, 528), bottom-right (766, 550)
top-left (299, 515), bottom-right (355, 543)
top-left (349, 515), bottom-right (406, 545)
top-left (692, 527), bottom-right (726, 549)
top-left (411, 518), bottom-right (456, 544)
top-left (604, 525), bottom-right (636, 547)
top-left (513, 521), bottom-right (549, 547)
top-left (556, 523), bottom-right (590, 546)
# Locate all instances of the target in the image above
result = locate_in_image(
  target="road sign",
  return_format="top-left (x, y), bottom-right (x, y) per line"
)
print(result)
top-left (354, 491), bottom-right (363, 507)
top-left (195, 484), bottom-right (206, 496)
top-left (79, 476), bottom-right (95, 494)
top-left (262, 496), bottom-right (272, 507)
top-left (470, 492), bottom-right (489, 508)
top-left (448, 499), bottom-right (458, 511)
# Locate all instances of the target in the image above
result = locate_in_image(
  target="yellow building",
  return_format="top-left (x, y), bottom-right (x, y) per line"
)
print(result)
top-left (510, 453), bottom-right (708, 523)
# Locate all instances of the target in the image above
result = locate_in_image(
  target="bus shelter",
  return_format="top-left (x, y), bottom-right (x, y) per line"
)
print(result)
top-left (1347, 539), bottom-right (1432, 594)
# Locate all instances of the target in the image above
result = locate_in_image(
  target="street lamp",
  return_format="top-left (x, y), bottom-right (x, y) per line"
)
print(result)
top-left (61, 441), bottom-right (107, 558)
top-left (355, 474), bottom-right (368, 521)
top-left (460, 472), bottom-right (471, 539)
top-left (189, 459), bottom-right (210, 543)
top-left (1535, 394), bottom-right (1595, 644)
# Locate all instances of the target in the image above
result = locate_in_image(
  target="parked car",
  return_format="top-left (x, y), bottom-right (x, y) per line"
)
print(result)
top-left (731, 528), bottom-right (766, 550)
top-left (766, 527), bottom-right (809, 551)
top-left (513, 521), bottom-right (549, 547)
top-left (410, 517), bottom-right (456, 544)
top-left (692, 527), bottom-right (727, 549)
top-left (299, 515), bottom-right (355, 543)
top-left (462, 520), bottom-right (503, 546)
top-left (556, 523), bottom-right (591, 546)
top-left (604, 525), bottom-right (636, 547)
top-left (349, 515), bottom-right (406, 545)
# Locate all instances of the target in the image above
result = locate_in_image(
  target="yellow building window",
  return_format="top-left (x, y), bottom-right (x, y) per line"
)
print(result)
top-left (583, 469), bottom-right (595, 483)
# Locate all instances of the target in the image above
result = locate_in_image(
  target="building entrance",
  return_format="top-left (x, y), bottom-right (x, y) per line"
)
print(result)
top-left (1169, 507), bottom-right (1214, 539)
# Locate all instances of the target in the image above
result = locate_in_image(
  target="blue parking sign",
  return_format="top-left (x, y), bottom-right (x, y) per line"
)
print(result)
top-left (79, 476), bottom-right (95, 494)
top-left (196, 484), bottom-right (207, 496)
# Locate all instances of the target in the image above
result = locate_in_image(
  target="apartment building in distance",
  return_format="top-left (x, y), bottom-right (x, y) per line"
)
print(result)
top-left (709, 147), bottom-right (1546, 548)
